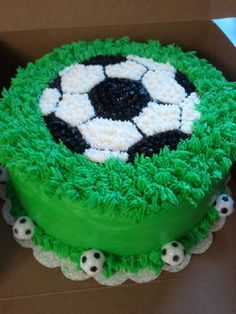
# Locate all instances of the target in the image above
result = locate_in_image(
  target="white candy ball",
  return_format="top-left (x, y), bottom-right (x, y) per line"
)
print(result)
top-left (214, 194), bottom-right (234, 217)
top-left (80, 249), bottom-right (105, 276)
top-left (13, 216), bottom-right (35, 240)
top-left (161, 241), bottom-right (186, 266)
top-left (0, 166), bottom-right (8, 184)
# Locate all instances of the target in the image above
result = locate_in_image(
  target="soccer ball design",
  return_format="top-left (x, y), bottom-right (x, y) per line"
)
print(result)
top-left (13, 216), bottom-right (35, 241)
top-left (80, 249), bottom-right (105, 276)
top-left (39, 55), bottom-right (201, 163)
top-left (161, 241), bottom-right (186, 266)
top-left (214, 194), bottom-right (234, 217)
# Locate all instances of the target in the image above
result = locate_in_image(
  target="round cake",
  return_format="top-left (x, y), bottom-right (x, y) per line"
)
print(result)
top-left (0, 37), bottom-right (235, 284)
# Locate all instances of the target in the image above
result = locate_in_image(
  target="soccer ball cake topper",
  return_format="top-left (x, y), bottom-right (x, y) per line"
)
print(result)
top-left (39, 54), bottom-right (201, 163)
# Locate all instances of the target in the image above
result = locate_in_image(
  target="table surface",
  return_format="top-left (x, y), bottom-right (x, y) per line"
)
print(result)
top-left (0, 178), bottom-right (235, 314)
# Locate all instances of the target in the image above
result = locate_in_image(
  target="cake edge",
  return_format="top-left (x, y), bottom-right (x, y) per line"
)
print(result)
top-left (1, 181), bottom-right (234, 283)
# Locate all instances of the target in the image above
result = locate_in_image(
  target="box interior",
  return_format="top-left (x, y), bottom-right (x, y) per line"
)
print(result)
top-left (0, 0), bottom-right (236, 90)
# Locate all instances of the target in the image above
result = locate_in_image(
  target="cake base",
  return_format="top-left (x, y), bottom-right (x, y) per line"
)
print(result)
top-left (1, 184), bottom-right (229, 286)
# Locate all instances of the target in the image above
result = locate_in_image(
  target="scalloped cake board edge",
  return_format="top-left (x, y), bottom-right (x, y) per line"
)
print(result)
top-left (0, 184), bottom-right (229, 286)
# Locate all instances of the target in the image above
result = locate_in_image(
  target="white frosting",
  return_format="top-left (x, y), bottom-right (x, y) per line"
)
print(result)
top-left (60, 64), bottom-right (105, 93)
top-left (39, 88), bottom-right (61, 115)
top-left (142, 70), bottom-right (186, 104)
top-left (84, 148), bottom-right (128, 163)
top-left (190, 233), bottom-right (213, 254)
top-left (179, 92), bottom-right (200, 108)
top-left (127, 55), bottom-right (176, 77)
top-left (55, 93), bottom-right (95, 127)
top-left (79, 118), bottom-right (142, 151)
top-left (133, 102), bottom-right (181, 136)
top-left (180, 121), bottom-right (194, 134)
top-left (105, 60), bottom-right (146, 80)
top-left (180, 92), bottom-right (201, 134)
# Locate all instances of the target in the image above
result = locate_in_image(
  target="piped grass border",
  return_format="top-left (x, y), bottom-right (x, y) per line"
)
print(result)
top-left (0, 37), bottom-right (235, 222)
top-left (7, 180), bottom-right (219, 277)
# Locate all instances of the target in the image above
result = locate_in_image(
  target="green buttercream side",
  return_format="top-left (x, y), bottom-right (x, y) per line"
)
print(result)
top-left (0, 38), bottom-right (235, 222)
top-left (8, 170), bottom-right (225, 255)
top-left (7, 180), bottom-right (219, 277)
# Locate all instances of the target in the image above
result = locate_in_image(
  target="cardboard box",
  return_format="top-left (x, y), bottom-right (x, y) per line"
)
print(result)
top-left (0, 1), bottom-right (236, 313)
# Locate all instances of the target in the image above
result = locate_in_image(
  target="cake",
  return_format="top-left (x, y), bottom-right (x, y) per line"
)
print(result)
top-left (0, 37), bottom-right (235, 285)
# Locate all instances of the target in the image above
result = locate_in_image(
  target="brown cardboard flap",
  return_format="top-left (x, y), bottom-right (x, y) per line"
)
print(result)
top-left (0, 0), bottom-right (210, 32)
top-left (210, 0), bottom-right (236, 19)
top-left (0, 20), bottom-right (209, 90)
top-left (1, 20), bottom-right (235, 91)
top-left (1, 1), bottom-right (235, 33)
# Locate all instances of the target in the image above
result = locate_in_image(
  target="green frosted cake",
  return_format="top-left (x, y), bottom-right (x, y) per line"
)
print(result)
top-left (0, 38), bottom-right (235, 284)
